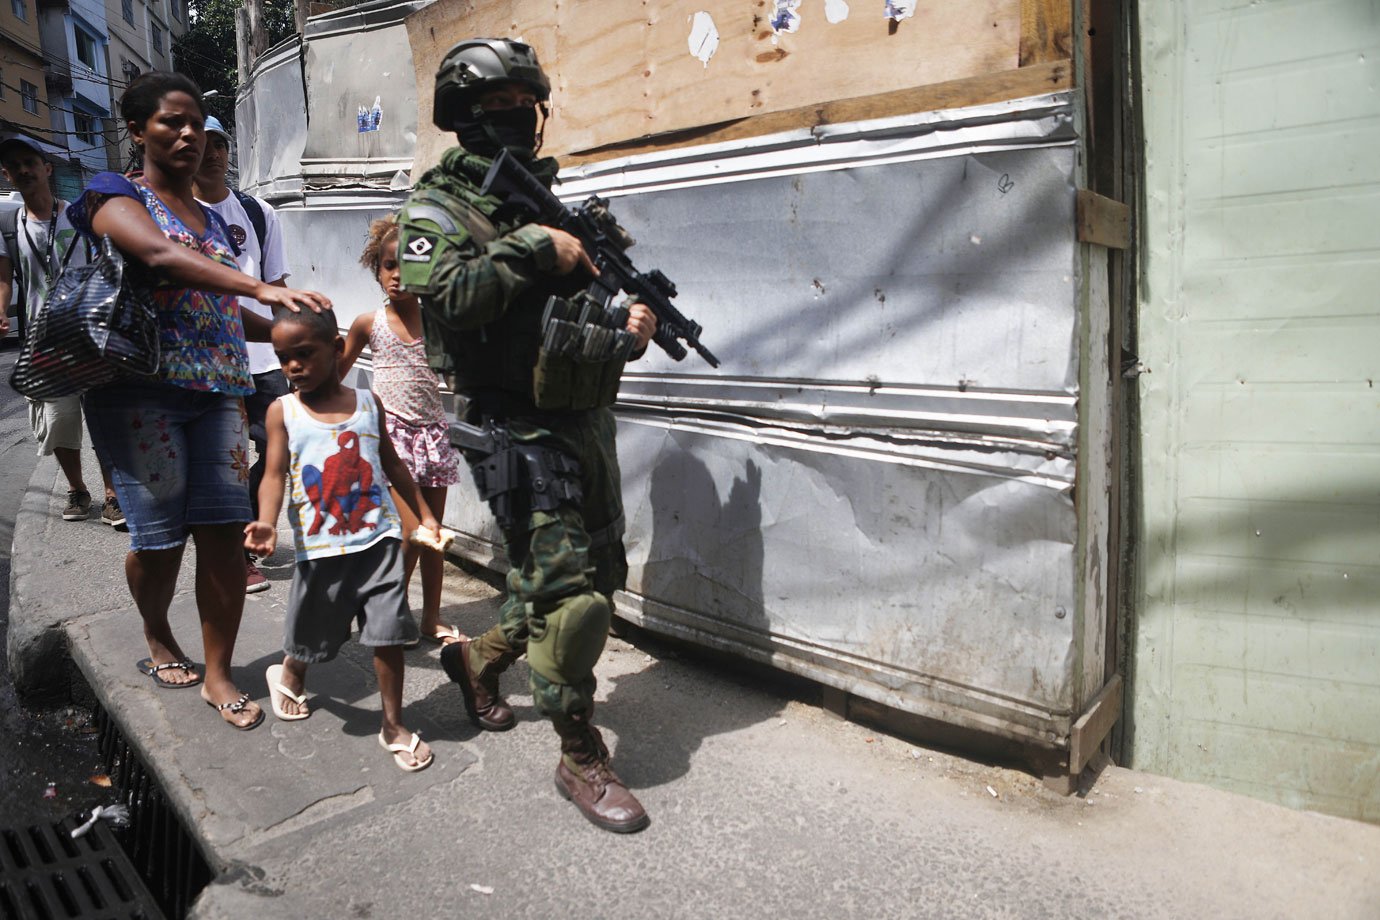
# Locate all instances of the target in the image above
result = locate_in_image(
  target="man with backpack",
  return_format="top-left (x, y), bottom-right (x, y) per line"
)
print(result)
top-left (193, 115), bottom-right (292, 594)
top-left (0, 135), bottom-right (122, 526)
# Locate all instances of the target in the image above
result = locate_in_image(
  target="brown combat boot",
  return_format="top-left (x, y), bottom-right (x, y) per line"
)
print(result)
top-left (440, 638), bottom-right (515, 732)
top-left (553, 715), bottom-right (649, 834)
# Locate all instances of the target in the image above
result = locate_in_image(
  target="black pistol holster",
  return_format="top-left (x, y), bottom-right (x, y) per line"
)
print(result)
top-left (451, 419), bottom-right (582, 532)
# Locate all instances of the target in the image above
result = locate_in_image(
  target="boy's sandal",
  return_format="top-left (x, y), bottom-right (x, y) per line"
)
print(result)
top-left (205, 692), bottom-right (264, 731)
top-left (266, 664), bottom-right (310, 721)
top-left (135, 657), bottom-right (202, 689)
top-left (378, 731), bottom-right (433, 773)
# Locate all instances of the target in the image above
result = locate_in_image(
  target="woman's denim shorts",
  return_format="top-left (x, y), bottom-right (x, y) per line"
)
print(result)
top-left (86, 381), bottom-right (252, 551)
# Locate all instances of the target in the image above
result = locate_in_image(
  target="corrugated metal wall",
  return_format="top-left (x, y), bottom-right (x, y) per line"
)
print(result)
top-left (1132, 0), bottom-right (1380, 821)
top-left (545, 99), bottom-right (1108, 748)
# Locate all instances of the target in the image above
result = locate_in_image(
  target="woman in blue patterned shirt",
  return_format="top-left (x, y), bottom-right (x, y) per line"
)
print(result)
top-left (70, 72), bottom-right (330, 731)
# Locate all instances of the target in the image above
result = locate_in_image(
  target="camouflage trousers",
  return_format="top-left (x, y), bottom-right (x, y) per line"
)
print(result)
top-left (467, 407), bottom-right (627, 718)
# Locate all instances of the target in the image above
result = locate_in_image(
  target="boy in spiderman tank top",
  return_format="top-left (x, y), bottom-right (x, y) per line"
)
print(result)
top-left (244, 308), bottom-right (443, 772)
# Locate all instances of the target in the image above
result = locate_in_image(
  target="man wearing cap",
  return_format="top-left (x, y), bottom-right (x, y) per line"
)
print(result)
top-left (193, 115), bottom-right (292, 594)
top-left (0, 135), bottom-right (121, 526)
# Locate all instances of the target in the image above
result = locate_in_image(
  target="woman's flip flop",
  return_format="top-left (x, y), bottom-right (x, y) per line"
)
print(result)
top-left (205, 692), bottom-right (264, 731)
top-left (135, 657), bottom-right (202, 689)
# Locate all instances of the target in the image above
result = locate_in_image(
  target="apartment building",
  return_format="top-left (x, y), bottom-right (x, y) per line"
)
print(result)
top-left (0, 0), bottom-right (53, 139)
top-left (36, 0), bottom-right (113, 187)
top-left (103, 0), bottom-right (187, 171)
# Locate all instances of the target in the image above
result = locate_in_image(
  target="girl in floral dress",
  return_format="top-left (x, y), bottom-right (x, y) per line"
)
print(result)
top-left (341, 216), bottom-right (464, 645)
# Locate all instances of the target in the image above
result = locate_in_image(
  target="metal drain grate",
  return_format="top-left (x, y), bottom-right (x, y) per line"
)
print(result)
top-left (93, 706), bottom-right (212, 919)
top-left (0, 818), bottom-right (164, 920)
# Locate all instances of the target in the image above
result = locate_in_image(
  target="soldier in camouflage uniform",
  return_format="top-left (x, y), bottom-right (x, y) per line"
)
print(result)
top-left (397, 38), bottom-right (655, 834)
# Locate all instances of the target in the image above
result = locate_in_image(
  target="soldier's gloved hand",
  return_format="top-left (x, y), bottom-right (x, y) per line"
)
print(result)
top-left (626, 302), bottom-right (657, 352)
top-left (541, 226), bottom-right (599, 277)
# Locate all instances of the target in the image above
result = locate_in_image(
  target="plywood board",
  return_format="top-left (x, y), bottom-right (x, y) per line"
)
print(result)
top-left (1020, 0), bottom-right (1073, 65)
top-left (566, 60), bottom-right (1071, 165)
top-left (408, 0), bottom-right (1026, 167)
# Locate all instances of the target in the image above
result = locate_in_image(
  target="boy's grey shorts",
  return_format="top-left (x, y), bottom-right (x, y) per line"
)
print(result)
top-left (284, 537), bottom-right (419, 663)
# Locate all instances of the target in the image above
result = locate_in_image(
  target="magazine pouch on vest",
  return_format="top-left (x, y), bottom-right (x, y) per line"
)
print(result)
top-left (532, 293), bottom-right (632, 411)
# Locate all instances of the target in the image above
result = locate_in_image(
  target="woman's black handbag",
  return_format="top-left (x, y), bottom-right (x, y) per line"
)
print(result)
top-left (9, 235), bottom-right (159, 399)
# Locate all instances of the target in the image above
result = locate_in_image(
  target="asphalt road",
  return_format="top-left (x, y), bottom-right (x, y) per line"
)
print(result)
top-left (0, 342), bottom-right (107, 829)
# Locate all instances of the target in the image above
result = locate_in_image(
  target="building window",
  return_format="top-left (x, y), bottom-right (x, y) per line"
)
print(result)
top-left (151, 24), bottom-right (163, 56)
top-left (20, 81), bottom-right (38, 115)
top-left (75, 30), bottom-right (100, 72)
top-left (121, 0), bottom-right (133, 25)
top-left (74, 112), bottom-right (97, 146)
top-left (11, 0), bottom-right (26, 21)
top-left (171, 0), bottom-right (182, 21)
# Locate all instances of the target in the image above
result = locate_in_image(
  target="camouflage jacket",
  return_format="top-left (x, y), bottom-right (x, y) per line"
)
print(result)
top-left (397, 147), bottom-right (582, 398)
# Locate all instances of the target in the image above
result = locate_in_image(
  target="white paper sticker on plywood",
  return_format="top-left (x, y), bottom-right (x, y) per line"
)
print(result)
top-left (885, 1), bottom-right (916, 22)
top-left (771, 0), bottom-right (802, 34)
top-left (688, 11), bottom-right (719, 67)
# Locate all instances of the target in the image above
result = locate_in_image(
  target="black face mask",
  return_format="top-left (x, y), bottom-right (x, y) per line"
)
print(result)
top-left (457, 106), bottom-right (540, 159)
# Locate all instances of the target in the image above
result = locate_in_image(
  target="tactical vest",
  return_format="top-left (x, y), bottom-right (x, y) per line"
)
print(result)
top-left (410, 184), bottom-right (625, 413)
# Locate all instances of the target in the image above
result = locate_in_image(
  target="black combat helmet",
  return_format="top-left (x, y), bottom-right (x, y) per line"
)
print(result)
top-left (432, 38), bottom-right (551, 131)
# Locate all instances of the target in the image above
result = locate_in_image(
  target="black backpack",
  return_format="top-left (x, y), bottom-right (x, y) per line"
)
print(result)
top-left (1, 206), bottom-right (28, 321)
top-left (231, 189), bottom-right (267, 279)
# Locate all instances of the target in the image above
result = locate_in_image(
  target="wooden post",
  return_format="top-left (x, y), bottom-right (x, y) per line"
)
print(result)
top-left (234, 6), bottom-right (251, 84)
top-left (244, 0), bottom-right (269, 68)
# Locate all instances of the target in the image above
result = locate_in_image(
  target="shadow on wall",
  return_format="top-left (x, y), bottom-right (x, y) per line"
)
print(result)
top-left (601, 443), bottom-right (770, 788)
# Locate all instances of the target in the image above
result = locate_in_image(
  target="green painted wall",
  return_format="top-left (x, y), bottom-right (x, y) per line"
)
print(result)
top-left (1130, 0), bottom-right (1380, 821)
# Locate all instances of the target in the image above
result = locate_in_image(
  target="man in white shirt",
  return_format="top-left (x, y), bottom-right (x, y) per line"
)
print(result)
top-left (194, 116), bottom-right (292, 594)
top-left (0, 136), bottom-right (121, 526)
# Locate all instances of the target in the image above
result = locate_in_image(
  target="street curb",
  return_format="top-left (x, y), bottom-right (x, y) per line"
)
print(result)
top-left (6, 452), bottom-right (66, 699)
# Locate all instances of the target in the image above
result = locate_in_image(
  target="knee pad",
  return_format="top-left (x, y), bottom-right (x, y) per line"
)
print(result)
top-left (526, 592), bottom-right (611, 688)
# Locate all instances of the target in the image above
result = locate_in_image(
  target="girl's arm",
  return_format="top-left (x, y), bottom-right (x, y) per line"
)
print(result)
top-left (88, 195), bottom-right (331, 314)
top-left (339, 312), bottom-right (375, 380)
top-left (374, 394), bottom-right (441, 535)
top-left (244, 399), bottom-right (291, 556)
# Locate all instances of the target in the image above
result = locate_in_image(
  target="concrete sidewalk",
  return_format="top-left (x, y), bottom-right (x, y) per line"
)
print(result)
top-left (10, 449), bottom-right (1380, 919)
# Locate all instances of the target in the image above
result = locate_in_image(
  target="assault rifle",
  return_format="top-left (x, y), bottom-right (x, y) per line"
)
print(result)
top-left (481, 149), bottom-right (720, 368)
